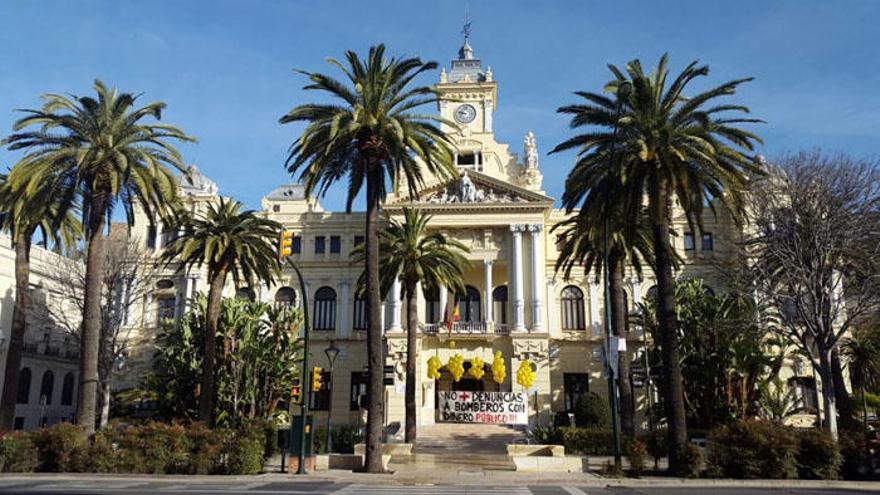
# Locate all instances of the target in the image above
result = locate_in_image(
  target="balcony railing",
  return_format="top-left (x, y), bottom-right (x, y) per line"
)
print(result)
top-left (420, 321), bottom-right (495, 335)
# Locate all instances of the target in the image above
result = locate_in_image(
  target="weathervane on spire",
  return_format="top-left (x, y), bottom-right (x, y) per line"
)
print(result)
top-left (462, 7), bottom-right (472, 40)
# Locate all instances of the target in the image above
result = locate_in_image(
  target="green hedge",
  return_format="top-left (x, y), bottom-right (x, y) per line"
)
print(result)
top-left (574, 393), bottom-right (610, 428)
top-left (560, 427), bottom-right (615, 455)
top-left (0, 420), bottom-right (268, 475)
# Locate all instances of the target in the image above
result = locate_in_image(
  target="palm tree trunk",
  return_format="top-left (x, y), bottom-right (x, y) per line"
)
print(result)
top-left (404, 281), bottom-right (418, 443)
top-left (364, 163), bottom-right (385, 473)
top-left (609, 252), bottom-right (634, 438)
top-left (77, 200), bottom-right (109, 436)
top-left (201, 269), bottom-right (226, 425)
top-left (650, 176), bottom-right (687, 474)
top-left (0, 231), bottom-right (33, 430)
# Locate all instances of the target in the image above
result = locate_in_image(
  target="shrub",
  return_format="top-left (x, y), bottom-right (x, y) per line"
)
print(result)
top-left (560, 427), bottom-right (614, 455)
top-left (226, 422), bottom-right (265, 475)
top-left (573, 392), bottom-right (610, 428)
top-left (0, 433), bottom-right (38, 472)
top-left (138, 422), bottom-right (190, 474)
top-left (30, 423), bottom-right (89, 472)
top-left (186, 423), bottom-right (227, 475)
top-left (331, 424), bottom-right (363, 455)
top-left (627, 439), bottom-right (647, 476)
top-left (706, 420), bottom-right (797, 479)
top-left (795, 429), bottom-right (840, 480)
top-left (838, 430), bottom-right (872, 480)
top-left (675, 442), bottom-right (703, 479)
top-left (528, 424), bottom-right (563, 445)
top-left (640, 428), bottom-right (667, 466)
top-left (84, 432), bottom-right (119, 473)
top-left (263, 420), bottom-right (279, 458)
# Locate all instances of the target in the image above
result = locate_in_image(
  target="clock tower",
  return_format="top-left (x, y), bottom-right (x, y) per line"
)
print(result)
top-left (437, 32), bottom-right (498, 143)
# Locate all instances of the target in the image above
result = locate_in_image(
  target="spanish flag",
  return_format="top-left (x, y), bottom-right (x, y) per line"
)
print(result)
top-left (447, 301), bottom-right (460, 335)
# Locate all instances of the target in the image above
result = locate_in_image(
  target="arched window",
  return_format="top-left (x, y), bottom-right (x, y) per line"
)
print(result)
top-left (314, 287), bottom-right (337, 331)
top-left (236, 287), bottom-right (256, 302)
top-left (16, 368), bottom-right (31, 404)
top-left (61, 372), bottom-right (75, 406)
top-left (492, 286), bottom-right (508, 325)
top-left (40, 371), bottom-right (54, 405)
top-left (560, 285), bottom-right (585, 331)
top-left (455, 286), bottom-right (481, 323)
top-left (155, 279), bottom-right (175, 290)
top-left (645, 285), bottom-right (658, 304)
top-left (274, 287), bottom-right (296, 308)
top-left (353, 294), bottom-right (367, 330)
top-left (423, 286), bottom-right (441, 324)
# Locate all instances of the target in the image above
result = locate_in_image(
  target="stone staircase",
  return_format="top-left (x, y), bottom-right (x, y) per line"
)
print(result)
top-left (414, 423), bottom-right (527, 455)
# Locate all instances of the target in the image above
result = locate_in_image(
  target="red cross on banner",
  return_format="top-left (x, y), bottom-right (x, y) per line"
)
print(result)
top-left (459, 392), bottom-right (471, 401)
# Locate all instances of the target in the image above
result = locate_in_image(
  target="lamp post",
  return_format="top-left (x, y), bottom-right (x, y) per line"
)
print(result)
top-left (602, 80), bottom-right (631, 471)
top-left (324, 340), bottom-right (340, 454)
top-left (287, 261), bottom-right (311, 475)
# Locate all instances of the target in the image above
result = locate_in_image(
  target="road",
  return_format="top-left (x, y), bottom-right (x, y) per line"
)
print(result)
top-left (0, 478), bottom-right (873, 495)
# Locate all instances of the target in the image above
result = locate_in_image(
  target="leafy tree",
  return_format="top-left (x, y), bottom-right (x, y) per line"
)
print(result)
top-left (161, 198), bottom-right (282, 424)
top-left (0, 172), bottom-right (80, 430)
top-left (148, 295), bottom-right (302, 427)
top-left (4, 80), bottom-right (194, 435)
top-left (841, 327), bottom-right (880, 433)
top-left (280, 44), bottom-right (456, 472)
top-left (637, 279), bottom-right (785, 429)
top-left (353, 208), bottom-right (469, 442)
top-left (553, 54), bottom-right (763, 471)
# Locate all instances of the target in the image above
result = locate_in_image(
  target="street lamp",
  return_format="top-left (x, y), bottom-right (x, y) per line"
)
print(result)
top-left (324, 340), bottom-right (340, 453)
top-left (602, 80), bottom-right (631, 471)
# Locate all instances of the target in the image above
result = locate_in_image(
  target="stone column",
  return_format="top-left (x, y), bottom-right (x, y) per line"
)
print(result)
top-left (144, 293), bottom-right (154, 327)
top-left (589, 281), bottom-right (601, 337)
top-left (390, 276), bottom-right (403, 332)
top-left (260, 282), bottom-right (270, 303)
top-left (529, 225), bottom-right (545, 332)
top-left (438, 283), bottom-right (448, 324)
top-left (484, 259), bottom-right (494, 324)
top-left (546, 279), bottom-right (558, 336)
top-left (339, 281), bottom-right (350, 338)
top-left (483, 98), bottom-right (493, 132)
top-left (123, 278), bottom-right (134, 326)
top-left (511, 225), bottom-right (526, 332)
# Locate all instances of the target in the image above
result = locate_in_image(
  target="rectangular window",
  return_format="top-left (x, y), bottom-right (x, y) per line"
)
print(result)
top-left (292, 236), bottom-right (302, 254)
top-left (350, 372), bottom-right (368, 411)
top-left (456, 153), bottom-right (480, 167)
top-left (701, 233), bottom-right (714, 251)
top-left (311, 371), bottom-right (331, 411)
top-left (314, 236), bottom-right (326, 254)
top-left (157, 297), bottom-right (176, 322)
top-left (13, 417), bottom-right (24, 431)
top-left (683, 233), bottom-right (696, 251)
top-left (330, 236), bottom-right (341, 254)
top-left (563, 373), bottom-right (589, 412)
top-left (353, 297), bottom-right (367, 330)
top-left (354, 235), bottom-right (365, 247)
top-left (146, 226), bottom-right (157, 250)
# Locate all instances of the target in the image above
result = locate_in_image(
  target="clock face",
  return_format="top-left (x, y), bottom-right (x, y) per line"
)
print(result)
top-left (454, 104), bottom-right (477, 124)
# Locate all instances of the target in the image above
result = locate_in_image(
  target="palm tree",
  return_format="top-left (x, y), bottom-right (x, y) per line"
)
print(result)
top-left (161, 198), bottom-right (282, 424)
top-left (842, 329), bottom-right (880, 434)
top-left (0, 170), bottom-right (80, 430)
top-left (353, 208), bottom-right (469, 442)
top-left (551, 177), bottom-right (654, 438)
top-left (550, 54), bottom-right (763, 473)
top-left (280, 44), bottom-right (456, 472)
top-left (4, 80), bottom-right (194, 434)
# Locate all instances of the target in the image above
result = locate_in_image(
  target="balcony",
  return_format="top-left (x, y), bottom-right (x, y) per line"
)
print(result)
top-left (419, 321), bottom-right (511, 335)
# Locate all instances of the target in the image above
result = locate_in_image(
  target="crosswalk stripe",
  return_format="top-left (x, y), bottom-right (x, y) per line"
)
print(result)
top-left (562, 486), bottom-right (588, 495)
top-left (334, 486), bottom-right (533, 495)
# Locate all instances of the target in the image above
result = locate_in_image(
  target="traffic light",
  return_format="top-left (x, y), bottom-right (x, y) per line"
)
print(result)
top-left (311, 366), bottom-right (323, 392)
top-left (290, 377), bottom-right (302, 404)
top-left (279, 229), bottom-right (295, 257)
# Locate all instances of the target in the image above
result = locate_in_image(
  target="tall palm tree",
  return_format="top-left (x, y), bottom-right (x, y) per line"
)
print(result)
top-left (551, 176), bottom-right (654, 437)
top-left (280, 44), bottom-right (456, 472)
top-left (551, 54), bottom-right (763, 473)
top-left (161, 198), bottom-right (282, 424)
top-left (353, 208), bottom-right (469, 442)
top-left (0, 171), bottom-right (80, 430)
top-left (4, 80), bottom-right (194, 435)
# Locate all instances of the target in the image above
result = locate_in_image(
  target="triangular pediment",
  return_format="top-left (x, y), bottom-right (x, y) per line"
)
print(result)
top-left (385, 170), bottom-right (553, 208)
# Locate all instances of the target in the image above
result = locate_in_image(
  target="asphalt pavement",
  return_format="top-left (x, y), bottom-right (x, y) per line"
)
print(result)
top-left (0, 477), bottom-right (875, 495)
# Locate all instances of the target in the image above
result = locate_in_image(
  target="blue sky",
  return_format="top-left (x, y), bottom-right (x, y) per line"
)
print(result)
top-left (1, 1), bottom-right (878, 212)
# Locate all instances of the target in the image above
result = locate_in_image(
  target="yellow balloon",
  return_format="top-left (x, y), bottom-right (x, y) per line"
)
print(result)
top-left (492, 351), bottom-right (506, 384)
top-left (516, 359), bottom-right (536, 390)
top-left (469, 357), bottom-right (486, 380)
top-left (447, 354), bottom-right (465, 382)
top-left (427, 356), bottom-right (442, 380)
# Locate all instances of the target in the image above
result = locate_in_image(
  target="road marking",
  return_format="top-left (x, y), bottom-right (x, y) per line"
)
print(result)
top-left (562, 487), bottom-right (588, 495)
top-left (334, 485), bottom-right (532, 495)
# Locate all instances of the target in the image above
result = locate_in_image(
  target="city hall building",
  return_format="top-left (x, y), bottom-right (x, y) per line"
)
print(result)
top-left (121, 37), bottom-right (822, 433)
